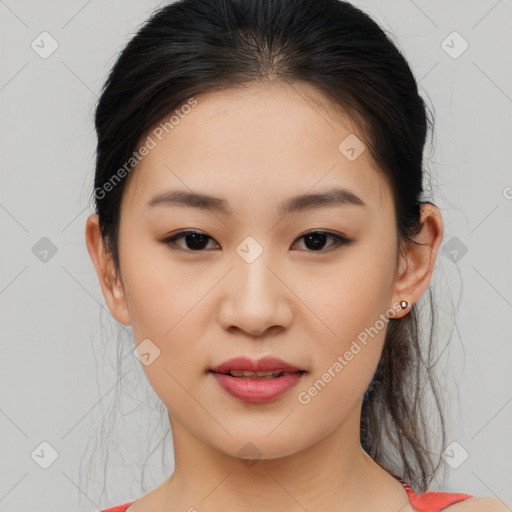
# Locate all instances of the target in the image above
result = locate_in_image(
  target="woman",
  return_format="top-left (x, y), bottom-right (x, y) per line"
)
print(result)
top-left (85, 0), bottom-right (509, 510)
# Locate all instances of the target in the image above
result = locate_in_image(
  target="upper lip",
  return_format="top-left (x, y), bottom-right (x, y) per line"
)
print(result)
top-left (210, 356), bottom-right (305, 374)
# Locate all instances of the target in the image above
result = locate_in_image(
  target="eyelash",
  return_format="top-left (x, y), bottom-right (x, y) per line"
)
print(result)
top-left (162, 230), bottom-right (354, 253)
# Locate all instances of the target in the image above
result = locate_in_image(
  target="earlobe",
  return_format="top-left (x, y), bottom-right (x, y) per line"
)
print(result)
top-left (85, 214), bottom-right (132, 325)
top-left (390, 203), bottom-right (444, 318)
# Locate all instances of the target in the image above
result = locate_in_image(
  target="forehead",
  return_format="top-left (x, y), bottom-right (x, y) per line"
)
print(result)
top-left (121, 81), bottom-right (390, 216)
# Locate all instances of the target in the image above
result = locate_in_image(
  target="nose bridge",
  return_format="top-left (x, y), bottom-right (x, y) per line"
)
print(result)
top-left (233, 236), bottom-right (276, 302)
top-left (219, 235), bottom-right (290, 335)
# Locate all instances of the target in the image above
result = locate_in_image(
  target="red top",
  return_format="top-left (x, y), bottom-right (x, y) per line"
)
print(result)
top-left (392, 474), bottom-right (472, 511)
top-left (100, 475), bottom-right (472, 512)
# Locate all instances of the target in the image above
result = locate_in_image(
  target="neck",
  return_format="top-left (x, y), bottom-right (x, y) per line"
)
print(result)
top-left (153, 404), bottom-right (409, 512)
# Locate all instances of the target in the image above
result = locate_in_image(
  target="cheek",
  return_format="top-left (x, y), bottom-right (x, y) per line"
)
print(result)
top-left (299, 245), bottom-right (395, 345)
top-left (295, 244), bottom-right (395, 403)
top-left (121, 240), bottom-right (209, 339)
top-left (120, 243), bottom-right (217, 393)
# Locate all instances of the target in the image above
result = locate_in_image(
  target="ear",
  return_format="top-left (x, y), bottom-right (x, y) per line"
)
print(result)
top-left (390, 203), bottom-right (444, 319)
top-left (85, 213), bottom-right (131, 325)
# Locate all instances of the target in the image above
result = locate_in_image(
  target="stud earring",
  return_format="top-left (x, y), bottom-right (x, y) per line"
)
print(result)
top-left (400, 300), bottom-right (409, 309)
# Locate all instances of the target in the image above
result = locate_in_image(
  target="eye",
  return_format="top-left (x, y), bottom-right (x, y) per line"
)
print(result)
top-left (162, 230), bottom-right (353, 253)
top-left (291, 231), bottom-right (354, 252)
top-left (163, 230), bottom-right (219, 251)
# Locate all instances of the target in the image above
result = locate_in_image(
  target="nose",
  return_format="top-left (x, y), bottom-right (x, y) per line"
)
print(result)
top-left (217, 251), bottom-right (293, 337)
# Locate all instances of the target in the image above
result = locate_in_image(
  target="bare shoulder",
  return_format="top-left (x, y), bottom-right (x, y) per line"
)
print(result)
top-left (445, 496), bottom-right (512, 511)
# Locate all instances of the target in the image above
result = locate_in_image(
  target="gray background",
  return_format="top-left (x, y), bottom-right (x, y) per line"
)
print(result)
top-left (1, 0), bottom-right (511, 511)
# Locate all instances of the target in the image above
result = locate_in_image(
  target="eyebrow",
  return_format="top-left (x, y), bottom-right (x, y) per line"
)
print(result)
top-left (145, 187), bottom-right (366, 216)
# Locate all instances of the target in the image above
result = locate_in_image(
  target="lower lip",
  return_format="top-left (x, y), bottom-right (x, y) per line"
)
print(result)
top-left (210, 371), bottom-right (305, 403)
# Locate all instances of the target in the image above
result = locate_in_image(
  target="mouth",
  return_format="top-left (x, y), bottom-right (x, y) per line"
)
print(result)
top-left (208, 369), bottom-right (307, 403)
top-left (209, 369), bottom-right (307, 379)
top-left (208, 356), bottom-right (308, 403)
top-left (209, 355), bottom-right (307, 375)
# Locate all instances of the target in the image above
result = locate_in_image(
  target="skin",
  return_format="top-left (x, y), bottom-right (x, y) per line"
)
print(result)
top-left (85, 80), bottom-right (503, 511)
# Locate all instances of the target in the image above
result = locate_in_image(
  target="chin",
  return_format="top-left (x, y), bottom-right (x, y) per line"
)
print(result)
top-left (208, 426), bottom-right (311, 463)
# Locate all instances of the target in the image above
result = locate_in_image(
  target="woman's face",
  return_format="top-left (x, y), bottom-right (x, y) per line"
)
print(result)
top-left (111, 81), bottom-right (406, 460)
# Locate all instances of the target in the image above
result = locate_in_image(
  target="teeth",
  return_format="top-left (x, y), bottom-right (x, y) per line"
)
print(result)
top-left (228, 370), bottom-right (286, 378)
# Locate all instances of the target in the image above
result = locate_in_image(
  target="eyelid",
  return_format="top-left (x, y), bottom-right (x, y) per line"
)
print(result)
top-left (162, 229), bottom-right (354, 253)
top-left (163, 230), bottom-right (219, 251)
top-left (293, 230), bottom-right (354, 252)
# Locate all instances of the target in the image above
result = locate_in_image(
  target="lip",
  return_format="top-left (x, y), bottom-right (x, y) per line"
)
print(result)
top-left (209, 356), bottom-right (307, 403)
top-left (210, 356), bottom-right (304, 374)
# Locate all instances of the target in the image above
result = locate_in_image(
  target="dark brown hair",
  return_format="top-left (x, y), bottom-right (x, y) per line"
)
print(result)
top-left (88, 0), bottom-right (446, 496)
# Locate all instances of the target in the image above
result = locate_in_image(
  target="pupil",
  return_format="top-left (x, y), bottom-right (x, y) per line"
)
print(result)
top-left (187, 233), bottom-right (208, 250)
top-left (304, 232), bottom-right (327, 251)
